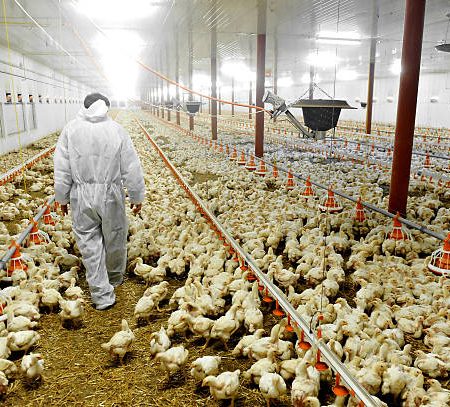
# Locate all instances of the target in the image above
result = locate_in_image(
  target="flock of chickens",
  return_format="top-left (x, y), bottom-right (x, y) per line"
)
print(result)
top-left (0, 110), bottom-right (448, 406)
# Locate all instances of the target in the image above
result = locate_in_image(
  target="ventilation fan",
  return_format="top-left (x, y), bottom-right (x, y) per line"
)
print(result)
top-left (435, 13), bottom-right (450, 53)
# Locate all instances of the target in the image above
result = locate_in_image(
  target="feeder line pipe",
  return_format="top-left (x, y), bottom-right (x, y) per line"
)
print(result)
top-left (324, 138), bottom-right (449, 160)
top-left (0, 145), bottom-right (55, 185)
top-left (136, 118), bottom-right (378, 407)
top-left (0, 195), bottom-right (55, 270)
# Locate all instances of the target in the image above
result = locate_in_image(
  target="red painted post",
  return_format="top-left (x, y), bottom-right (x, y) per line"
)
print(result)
top-left (388, 0), bottom-right (426, 216)
top-left (255, 0), bottom-right (267, 158)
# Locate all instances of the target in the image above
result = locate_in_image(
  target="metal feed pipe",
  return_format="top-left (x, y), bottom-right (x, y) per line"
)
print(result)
top-left (0, 195), bottom-right (55, 271)
top-left (136, 119), bottom-right (379, 407)
top-left (0, 145), bottom-right (55, 185)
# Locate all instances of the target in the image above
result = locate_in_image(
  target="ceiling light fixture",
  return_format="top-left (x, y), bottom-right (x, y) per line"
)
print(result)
top-left (316, 30), bottom-right (361, 46)
top-left (74, 0), bottom-right (157, 21)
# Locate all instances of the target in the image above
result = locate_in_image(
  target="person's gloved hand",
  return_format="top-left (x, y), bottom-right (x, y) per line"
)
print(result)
top-left (131, 203), bottom-right (142, 214)
top-left (60, 204), bottom-right (68, 216)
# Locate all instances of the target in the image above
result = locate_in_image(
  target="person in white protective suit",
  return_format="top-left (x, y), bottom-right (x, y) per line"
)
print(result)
top-left (54, 93), bottom-right (145, 310)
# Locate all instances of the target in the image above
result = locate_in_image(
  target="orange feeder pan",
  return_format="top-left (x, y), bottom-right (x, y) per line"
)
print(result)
top-left (272, 300), bottom-right (285, 317)
top-left (285, 314), bottom-right (294, 332)
top-left (7, 242), bottom-right (27, 277)
top-left (28, 220), bottom-right (43, 246)
top-left (262, 288), bottom-right (273, 303)
top-left (237, 151), bottom-right (246, 165)
top-left (318, 188), bottom-right (343, 213)
top-left (354, 197), bottom-right (366, 222)
top-left (43, 205), bottom-right (55, 226)
top-left (315, 349), bottom-right (329, 371)
top-left (245, 154), bottom-right (257, 171)
top-left (272, 163), bottom-right (279, 178)
top-left (333, 374), bottom-right (350, 397)
top-left (286, 169), bottom-right (295, 190)
top-left (423, 153), bottom-right (431, 168)
top-left (298, 330), bottom-right (311, 350)
top-left (229, 146), bottom-right (238, 161)
top-left (388, 212), bottom-right (408, 240)
top-left (255, 160), bottom-right (267, 176)
top-left (428, 233), bottom-right (450, 277)
top-left (301, 176), bottom-right (316, 198)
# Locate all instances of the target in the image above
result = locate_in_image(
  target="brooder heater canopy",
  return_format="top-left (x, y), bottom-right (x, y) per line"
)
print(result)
top-left (291, 99), bottom-right (356, 132)
top-left (185, 101), bottom-right (202, 115)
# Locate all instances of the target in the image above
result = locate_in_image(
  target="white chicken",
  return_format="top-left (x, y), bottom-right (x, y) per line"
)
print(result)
top-left (155, 345), bottom-right (189, 380)
top-left (190, 355), bottom-right (221, 382)
top-left (149, 326), bottom-right (171, 357)
top-left (21, 353), bottom-right (44, 381)
top-left (202, 369), bottom-right (240, 407)
top-left (59, 298), bottom-right (84, 328)
top-left (101, 319), bottom-right (135, 364)
top-left (259, 372), bottom-right (287, 407)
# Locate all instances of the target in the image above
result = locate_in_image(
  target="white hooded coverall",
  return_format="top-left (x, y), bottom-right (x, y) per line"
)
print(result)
top-left (54, 100), bottom-right (145, 309)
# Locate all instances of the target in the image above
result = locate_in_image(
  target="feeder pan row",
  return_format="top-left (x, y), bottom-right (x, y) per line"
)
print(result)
top-left (139, 118), bottom-right (381, 407)
top-left (0, 146), bottom-right (55, 186)
top-left (428, 233), bottom-right (450, 276)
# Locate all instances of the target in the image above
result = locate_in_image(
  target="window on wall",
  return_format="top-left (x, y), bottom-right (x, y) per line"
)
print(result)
top-left (27, 103), bottom-right (37, 130)
top-left (3, 103), bottom-right (26, 135)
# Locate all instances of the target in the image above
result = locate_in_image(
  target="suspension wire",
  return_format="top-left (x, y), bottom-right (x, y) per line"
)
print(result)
top-left (320, 0), bottom-right (342, 316)
top-left (58, 0), bottom-right (68, 124)
top-left (2, 0), bottom-right (27, 193)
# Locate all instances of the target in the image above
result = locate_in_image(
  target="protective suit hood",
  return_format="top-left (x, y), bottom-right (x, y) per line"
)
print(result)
top-left (79, 99), bottom-right (109, 123)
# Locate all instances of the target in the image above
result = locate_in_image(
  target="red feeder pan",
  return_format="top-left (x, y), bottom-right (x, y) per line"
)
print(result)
top-left (262, 288), bottom-right (273, 303)
top-left (229, 146), bottom-right (238, 161)
top-left (237, 151), bottom-right (246, 165)
top-left (333, 374), bottom-right (349, 396)
top-left (255, 160), bottom-right (267, 176)
top-left (28, 220), bottom-right (43, 246)
top-left (388, 212), bottom-right (410, 240)
top-left (315, 349), bottom-right (329, 371)
top-left (286, 169), bottom-right (295, 190)
top-left (428, 233), bottom-right (450, 277)
top-left (318, 187), bottom-right (343, 213)
top-left (245, 154), bottom-right (257, 171)
top-left (285, 314), bottom-right (294, 332)
top-left (272, 163), bottom-right (279, 178)
top-left (423, 153), bottom-right (431, 168)
top-left (298, 330), bottom-right (311, 350)
top-left (354, 197), bottom-right (365, 222)
top-left (272, 300), bottom-right (285, 317)
top-left (301, 176), bottom-right (316, 198)
top-left (43, 205), bottom-right (55, 226)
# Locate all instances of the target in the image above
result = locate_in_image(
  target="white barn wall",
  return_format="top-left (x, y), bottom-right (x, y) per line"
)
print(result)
top-left (0, 44), bottom-right (91, 156)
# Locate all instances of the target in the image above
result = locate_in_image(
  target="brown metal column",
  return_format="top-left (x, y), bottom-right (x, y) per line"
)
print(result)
top-left (188, 18), bottom-right (194, 131)
top-left (165, 46), bottom-right (171, 121)
top-left (273, 34), bottom-right (278, 95)
top-left (218, 87), bottom-right (222, 115)
top-left (160, 51), bottom-right (165, 119)
top-left (388, 0), bottom-right (426, 216)
top-left (231, 77), bottom-right (235, 116)
top-left (249, 39), bottom-right (253, 119)
top-left (211, 1), bottom-right (218, 141)
top-left (365, 4), bottom-right (379, 134)
top-left (175, 31), bottom-right (181, 125)
top-left (249, 81), bottom-right (253, 119)
top-left (255, 0), bottom-right (267, 158)
top-left (309, 65), bottom-right (314, 99)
